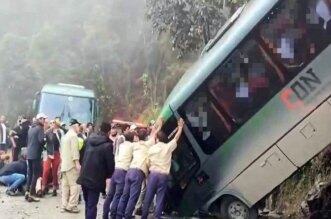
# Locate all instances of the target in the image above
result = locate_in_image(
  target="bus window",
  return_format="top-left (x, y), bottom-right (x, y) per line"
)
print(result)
top-left (259, 0), bottom-right (331, 74)
top-left (179, 92), bottom-right (232, 154)
top-left (208, 39), bottom-right (282, 125)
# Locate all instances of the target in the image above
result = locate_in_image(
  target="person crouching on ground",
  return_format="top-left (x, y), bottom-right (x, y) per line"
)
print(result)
top-left (77, 122), bottom-right (115, 219)
top-left (41, 118), bottom-right (64, 197)
top-left (0, 152), bottom-right (28, 196)
top-left (103, 130), bottom-right (136, 219)
top-left (141, 118), bottom-right (184, 219)
top-left (60, 119), bottom-right (81, 213)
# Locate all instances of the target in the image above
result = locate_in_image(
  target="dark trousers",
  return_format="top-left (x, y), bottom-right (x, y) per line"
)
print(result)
top-left (12, 146), bottom-right (21, 161)
top-left (103, 169), bottom-right (127, 219)
top-left (26, 159), bottom-right (42, 195)
top-left (141, 172), bottom-right (168, 219)
top-left (82, 186), bottom-right (100, 219)
top-left (0, 143), bottom-right (7, 152)
top-left (116, 168), bottom-right (145, 219)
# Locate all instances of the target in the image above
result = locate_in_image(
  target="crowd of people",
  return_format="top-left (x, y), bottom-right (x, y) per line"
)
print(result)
top-left (0, 113), bottom-right (185, 219)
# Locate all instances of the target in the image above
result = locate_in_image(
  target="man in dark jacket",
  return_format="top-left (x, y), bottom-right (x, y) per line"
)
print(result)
top-left (77, 122), bottom-right (115, 219)
top-left (0, 152), bottom-right (28, 196)
top-left (26, 113), bottom-right (47, 202)
top-left (10, 116), bottom-right (30, 161)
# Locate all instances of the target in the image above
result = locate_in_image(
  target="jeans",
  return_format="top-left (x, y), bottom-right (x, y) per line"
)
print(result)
top-left (26, 159), bottom-right (42, 194)
top-left (82, 186), bottom-right (100, 219)
top-left (0, 173), bottom-right (26, 191)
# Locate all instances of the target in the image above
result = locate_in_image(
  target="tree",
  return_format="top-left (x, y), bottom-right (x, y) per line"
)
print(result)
top-left (146, 0), bottom-right (247, 58)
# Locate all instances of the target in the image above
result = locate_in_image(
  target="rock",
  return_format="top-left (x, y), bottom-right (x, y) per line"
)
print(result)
top-left (300, 179), bottom-right (331, 219)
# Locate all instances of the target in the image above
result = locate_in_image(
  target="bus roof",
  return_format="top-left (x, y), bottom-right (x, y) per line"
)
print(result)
top-left (41, 83), bottom-right (95, 98)
top-left (160, 0), bottom-right (278, 121)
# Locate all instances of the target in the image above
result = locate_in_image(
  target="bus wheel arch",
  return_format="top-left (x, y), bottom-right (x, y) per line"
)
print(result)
top-left (210, 195), bottom-right (258, 219)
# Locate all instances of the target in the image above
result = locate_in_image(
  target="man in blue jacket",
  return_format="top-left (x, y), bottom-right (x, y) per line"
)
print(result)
top-left (26, 113), bottom-right (47, 202)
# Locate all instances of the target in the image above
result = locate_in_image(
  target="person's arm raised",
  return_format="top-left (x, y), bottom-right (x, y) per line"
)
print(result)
top-left (174, 118), bottom-right (184, 142)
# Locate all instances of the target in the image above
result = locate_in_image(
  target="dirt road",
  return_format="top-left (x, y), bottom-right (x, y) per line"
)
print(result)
top-left (0, 186), bottom-right (98, 219)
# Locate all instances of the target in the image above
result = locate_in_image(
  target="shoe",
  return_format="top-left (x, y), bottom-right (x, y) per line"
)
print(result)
top-left (6, 190), bottom-right (17, 196)
top-left (29, 195), bottom-right (40, 202)
top-left (25, 192), bottom-right (30, 201)
top-left (65, 207), bottom-right (80, 213)
top-left (52, 190), bottom-right (57, 197)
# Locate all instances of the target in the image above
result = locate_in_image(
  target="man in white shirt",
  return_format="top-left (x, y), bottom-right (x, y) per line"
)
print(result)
top-left (141, 118), bottom-right (184, 219)
top-left (103, 131), bottom-right (135, 219)
top-left (116, 124), bottom-right (160, 219)
top-left (0, 115), bottom-right (8, 152)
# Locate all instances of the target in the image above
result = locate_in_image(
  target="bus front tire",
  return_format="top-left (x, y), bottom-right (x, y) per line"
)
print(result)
top-left (220, 196), bottom-right (258, 219)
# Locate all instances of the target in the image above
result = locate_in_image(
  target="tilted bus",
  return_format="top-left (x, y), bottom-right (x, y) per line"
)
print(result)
top-left (159, 0), bottom-right (331, 218)
top-left (33, 83), bottom-right (98, 125)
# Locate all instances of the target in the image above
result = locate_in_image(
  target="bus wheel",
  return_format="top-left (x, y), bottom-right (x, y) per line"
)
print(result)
top-left (220, 196), bottom-right (258, 219)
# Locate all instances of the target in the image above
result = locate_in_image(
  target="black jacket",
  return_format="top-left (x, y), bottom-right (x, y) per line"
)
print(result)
top-left (27, 122), bottom-right (45, 160)
top-left (45, 129), bottom-right (63, 155)
top-left (0, 160), bottom-right (27, 177)
top-left (12, 120), bottom-right (30, 148)
top-left (77, 134), bottom-right (114, 192)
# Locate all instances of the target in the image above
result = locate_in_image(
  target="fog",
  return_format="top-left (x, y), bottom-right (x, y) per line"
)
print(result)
top-left (0, 0), bottom-right (184, 123)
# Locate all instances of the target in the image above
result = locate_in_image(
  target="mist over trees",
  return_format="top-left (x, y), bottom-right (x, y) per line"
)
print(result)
top-left (0, 0), bottom-right (245, 124)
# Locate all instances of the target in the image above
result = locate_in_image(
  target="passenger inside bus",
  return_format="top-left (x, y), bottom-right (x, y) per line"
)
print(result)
top-left (208, 40), bottom-right (281, 125)
top-left (259, 0), bottom-right (331, 74)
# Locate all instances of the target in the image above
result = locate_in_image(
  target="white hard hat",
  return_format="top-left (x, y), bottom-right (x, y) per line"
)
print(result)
top-left (36, 113), bottom-right (48, 120)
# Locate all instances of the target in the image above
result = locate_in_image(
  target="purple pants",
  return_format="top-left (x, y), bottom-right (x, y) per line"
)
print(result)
top-left (141, 172), bottom-right (168, 219)
top-left (103, 169), bottom-right (127, 219)
top-left (116, 168), bottom-right (145, 219)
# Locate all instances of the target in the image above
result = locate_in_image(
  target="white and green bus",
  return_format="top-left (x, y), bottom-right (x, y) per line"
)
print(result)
top-left (33, 83), bottom-right (98, 124)
top-left (159, 0), bottom-right (331, 218)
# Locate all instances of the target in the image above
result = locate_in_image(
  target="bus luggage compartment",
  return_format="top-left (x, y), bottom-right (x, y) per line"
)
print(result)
top-left (225, 145), bottom-right (296, 206)
top-left (277, 98), bottom-right (331, 168)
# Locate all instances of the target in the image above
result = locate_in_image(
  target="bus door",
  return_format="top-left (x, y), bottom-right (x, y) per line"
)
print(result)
top-left (161, 115), bottom-right (200, 214)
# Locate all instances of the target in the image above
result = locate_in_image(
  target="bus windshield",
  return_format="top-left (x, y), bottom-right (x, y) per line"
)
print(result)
top-left (39, 93), bottom-right (94, 124)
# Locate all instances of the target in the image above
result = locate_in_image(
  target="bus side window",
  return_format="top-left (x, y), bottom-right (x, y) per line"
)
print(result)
top-left (208, 39), bottom-right (282, 125)
top-left (179, 91), bottom-right (232, 154)
top-left (259, 0), bottom-right (331, 75)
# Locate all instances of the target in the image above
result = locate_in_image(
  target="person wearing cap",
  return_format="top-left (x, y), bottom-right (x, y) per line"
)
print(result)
top-left (41, 118), bottom-right (64, 197)
top-left (116, 122), bottom-right (161, 219)
top-left (25, 113), bottom-right (47, 202)
top-left (141, 119), bottom-right (184, 219)
top-left (102, 130), bottom-right (135, 219)
top-left (77, 122), bottom-right (115, 219)
top-left (60, 118), bottom-right (81, 213)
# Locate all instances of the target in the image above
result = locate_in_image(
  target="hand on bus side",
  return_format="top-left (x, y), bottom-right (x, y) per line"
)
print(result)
top-left (178, 118), bottom-right (184, 128)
